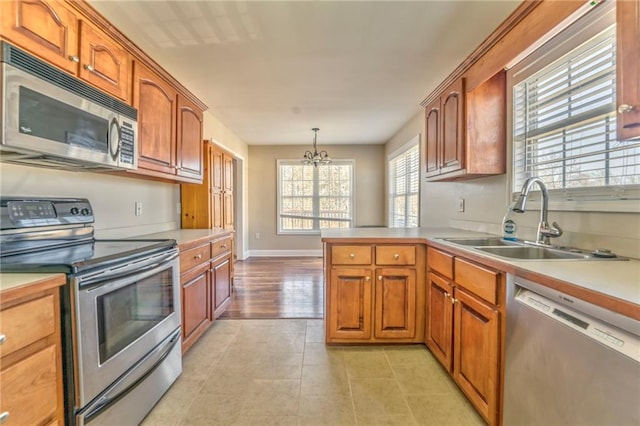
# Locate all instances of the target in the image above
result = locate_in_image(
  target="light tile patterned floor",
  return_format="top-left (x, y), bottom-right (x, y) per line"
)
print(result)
top-left (141, 319), bottom-right (485, 426)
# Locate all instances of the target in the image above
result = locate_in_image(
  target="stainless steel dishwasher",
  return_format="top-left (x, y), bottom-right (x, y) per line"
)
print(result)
top-left (504, 276), bottom-right (640, 425)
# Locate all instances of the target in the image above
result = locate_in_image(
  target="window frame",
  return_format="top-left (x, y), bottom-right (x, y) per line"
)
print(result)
top-left (506, 1), bottom-right (640, 213)
top-left (387, 134), bottom-right (420, 227)
top-left (276, 159), bottom-right (355, 235)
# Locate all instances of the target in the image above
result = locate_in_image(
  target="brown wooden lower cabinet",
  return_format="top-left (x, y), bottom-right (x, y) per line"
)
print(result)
top-left (179, 232), bottom-right (233, 353)
top-left (0, 276), bottom-right (66, 426)
top-left (325, 243), bottom-right (425, 344)
top-left (425, 246), bottom-right (503, 426)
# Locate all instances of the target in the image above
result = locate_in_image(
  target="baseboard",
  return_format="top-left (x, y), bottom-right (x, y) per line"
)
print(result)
top-left (246, 249), bottom-right (323, 257)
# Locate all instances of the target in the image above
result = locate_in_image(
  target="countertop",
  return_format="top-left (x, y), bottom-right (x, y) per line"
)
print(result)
top-left (0, 273), bottom-right (66, 295)
top-left (322, 227), bottom-right (640, 310)
top-left (136, 228), bottom-right (233, 246)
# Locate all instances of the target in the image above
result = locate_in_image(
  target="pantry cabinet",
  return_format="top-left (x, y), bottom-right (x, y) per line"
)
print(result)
top-left (0, 276), bottom-right (66, 426)
top-left (617, 0), bottom-right (640, 140)
top-left (425, 247), bottom-right (502, 425)
top-left (423, 72), bottom-right (506, 181)
top-left (181, 142), bottom-right (234, 230)
top-left (325, 242), bottom-right (425, 344)
top-left (1, 0), bottom-right (131, 102)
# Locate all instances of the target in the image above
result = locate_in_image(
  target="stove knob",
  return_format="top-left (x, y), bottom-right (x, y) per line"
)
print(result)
top-left (81, 208), bottom-right (91, 216)
top-left (70, 207), bottom-right (79, 215)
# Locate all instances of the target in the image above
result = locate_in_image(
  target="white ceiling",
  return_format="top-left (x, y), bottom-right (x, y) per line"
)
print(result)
top-left (88, 1), bottom-right (521, 145)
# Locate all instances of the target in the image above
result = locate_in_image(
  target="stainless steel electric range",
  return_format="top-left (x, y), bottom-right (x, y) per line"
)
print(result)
top-left (0, 197), bottom-right (182, 426)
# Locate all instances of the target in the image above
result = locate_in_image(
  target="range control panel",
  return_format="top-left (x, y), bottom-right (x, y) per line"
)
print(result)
top-left (0, 197), bottom-right (94, 229)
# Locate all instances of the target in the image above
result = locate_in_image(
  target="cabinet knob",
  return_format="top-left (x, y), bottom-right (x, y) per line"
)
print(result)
top-left (618, 104), bottom-right (635, 114)
top-left (221, 244), bottom-right (227, 248)
top-left (0, 334), bottom-right (5, 345)
top-left (68, 55), bottom-right (80, 63)
top-left (349, 253), bottom-right (355, 259)
top-left (0, 412), bottom-right (9, 424)
top-left (393, 254), bottom-right (400, 260)
top-left (451, 297), bottom-right (458, 305)
top-left (195, 254), bottom-right (202, 259)
top-left (84, 64), bottom-right (95, 72)
top-left (378, 275), bottom-right (383, 281)
top-left (365, 276), bottom-right (370, 282)
top-left (444, 292), bottom-right (450, 298)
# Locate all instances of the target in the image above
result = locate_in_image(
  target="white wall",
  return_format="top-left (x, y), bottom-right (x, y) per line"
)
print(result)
top-left (385, 112), bottom-right (640, 259)
top-left (0, 163), bottom-right (180, 238)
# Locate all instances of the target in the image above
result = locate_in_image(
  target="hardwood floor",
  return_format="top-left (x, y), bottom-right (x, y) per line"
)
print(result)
top-left (219, 257), bottom-right (324, 319)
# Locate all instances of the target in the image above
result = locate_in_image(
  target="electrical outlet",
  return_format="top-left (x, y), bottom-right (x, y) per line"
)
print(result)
top-left (458, 198), bottom-right (465, 212)
top-left (135, 201), bottom-right (142, 216)
top-left (255, 233), bottom-right (261, 240)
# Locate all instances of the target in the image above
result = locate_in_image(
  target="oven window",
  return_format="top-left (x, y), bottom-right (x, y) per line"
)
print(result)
top-left (19, 86), bottom-right (109, 152)
top-left (96, 268), bottom-right (174, 363)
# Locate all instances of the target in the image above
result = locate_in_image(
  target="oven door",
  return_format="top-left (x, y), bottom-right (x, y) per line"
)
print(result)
top-left (72, 250), bottom-right (180, 407)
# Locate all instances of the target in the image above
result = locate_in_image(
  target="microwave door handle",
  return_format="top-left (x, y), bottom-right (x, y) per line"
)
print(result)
top-left (79, 327), bottom-right (181, 423)
top-left (109, 118), bottom-right (121, 161)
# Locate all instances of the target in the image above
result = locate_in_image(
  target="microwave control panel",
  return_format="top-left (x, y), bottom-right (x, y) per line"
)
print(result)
top-left (120, 121), bottom-right (135, 166)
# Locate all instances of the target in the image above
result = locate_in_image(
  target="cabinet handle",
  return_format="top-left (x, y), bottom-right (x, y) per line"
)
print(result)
top-left (194, 254), bottom-right (202, 259)
top-left (451, 297), bottom-right (458, 305)
top-left (365, 276), bottom-right (370, 282)
top-left (69, 55), bottom-right (80, 63)
top-left (221, 244), bottom-right (227, 248)
top-left (393, 254), bottom-right (399, 260)
top-left (0, 412), bottom-right (9, 424)
top-left (618, 104), bottom-right (635, 114)
top-left (84, 64), bottom-right (95, 72)
top-left (378, 275), bottom-right (383, 281)
top-left (0, 334), bottom-right (5, 345)
top-left (443, 292), bottom-right (450, 298)
top-left (349, 253), bottom-right (355, 259)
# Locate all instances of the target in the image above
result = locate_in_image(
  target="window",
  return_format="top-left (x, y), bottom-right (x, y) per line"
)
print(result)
top-left (277, 160), bottom-right (354, 234)
top-left (509, 3), bottom-right (640, 210)
top-left (388, 136), bottom-right (419, 227)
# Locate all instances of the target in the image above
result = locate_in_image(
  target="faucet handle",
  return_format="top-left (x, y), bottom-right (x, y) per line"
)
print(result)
top-left (547, 221), bottom-right (563, 238)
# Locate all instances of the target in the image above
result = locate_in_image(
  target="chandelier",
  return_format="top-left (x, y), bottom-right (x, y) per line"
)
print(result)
top-left (302, 128), bottom-right (331, 166)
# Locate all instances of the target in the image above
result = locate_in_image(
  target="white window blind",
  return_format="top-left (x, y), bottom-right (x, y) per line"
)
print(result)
top-left (277, 160), bottom-right (353, 234)
top-left (511, 20), bottom-right (640, 204)
top-left (388, 142), bottom-right (419, 227)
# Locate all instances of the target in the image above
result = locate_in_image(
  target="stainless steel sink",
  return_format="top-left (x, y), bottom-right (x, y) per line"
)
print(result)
top-left (442, 237), bottom-right (520, 247)
top-left (476, 246), bottom-right (592, 260)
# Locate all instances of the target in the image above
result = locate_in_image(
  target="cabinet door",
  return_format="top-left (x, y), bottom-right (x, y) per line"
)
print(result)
top-left (182, 271), bottom-right (209, 342)
top-left (327, 268), bottom-right (372, 340)
top-left (176, 94), bottom-right (204, 181)
top-left (0, 345), bottom-right (59, 426)
top-left (424, 97), bottom-right (441, 176)
top-left (222, 152), bottom-right (234, 229)
top-left (212, 256), bottom-right (232, 319)
top-left (78, 21), bottom-right (130, 102)
top-left (133, 62), bottom-right (177, 175)
top-left (0, 0), bottom-right (79, 74)
top-left (453, 287), bottom-right (499, 425)
top-left (374, 267), bottom-right (416, 339)
top-left (210, 146), bottom-right (224, 228)
top-left (617, 0), bottom-right (640, 140)
top-left (441, 78), bottom-right (465, 174)
top-left (425, 272), bottom-right (454, 370)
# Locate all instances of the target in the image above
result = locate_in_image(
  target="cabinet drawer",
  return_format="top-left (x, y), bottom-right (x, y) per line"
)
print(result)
top-left (428, 247), bottom-right (454, 279)
top-left (180, 243), bottom-right (211, 272)
top-left (331, 245), bottom-right (372, 265)
top-left (454, 258), bottom-right (499, 305)
top-left (211, 237), bottom-right (232, 259)
top-left (0, 294), bottom-right (55, 358)
top-left (376, 245), bottom-right (416, 265)
top-left (0, 344), bottom-right (58, 426)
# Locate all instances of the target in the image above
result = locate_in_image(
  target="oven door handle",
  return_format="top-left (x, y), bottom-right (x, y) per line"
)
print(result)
top-left (79, 327), bottom-right (181, 422)
top-left (79, 251), bottom-right (178, 288)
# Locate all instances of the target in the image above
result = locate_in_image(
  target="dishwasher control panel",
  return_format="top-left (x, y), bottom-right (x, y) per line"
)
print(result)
top-left (516, 288), bottom-right (640, 363)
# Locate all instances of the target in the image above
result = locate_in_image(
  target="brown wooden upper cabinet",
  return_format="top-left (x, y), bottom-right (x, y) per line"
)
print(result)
top-left (424, 72), bottom-right (506, 181)
top-left (1, 0), bottom-right (131, 103)
top-left (617, 0), bottom-right (640, 141)
top-left (133, 62), bottom-right (203, 183)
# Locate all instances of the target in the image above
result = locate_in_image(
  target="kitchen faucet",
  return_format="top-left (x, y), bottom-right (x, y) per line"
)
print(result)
top-left (513, 177), bottom-right (563, 245)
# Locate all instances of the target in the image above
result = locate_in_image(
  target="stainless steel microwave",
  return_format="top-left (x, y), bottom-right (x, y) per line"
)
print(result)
top-left (0, 42), bottom-right (137, 171)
